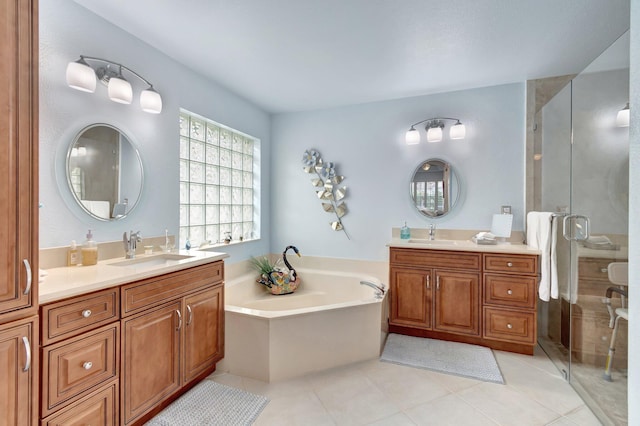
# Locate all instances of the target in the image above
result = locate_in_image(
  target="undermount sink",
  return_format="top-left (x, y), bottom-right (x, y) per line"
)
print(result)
top-left (407, 239), bottom-right (458, 245)
top-left (109, 253), bottom-right (195, 269)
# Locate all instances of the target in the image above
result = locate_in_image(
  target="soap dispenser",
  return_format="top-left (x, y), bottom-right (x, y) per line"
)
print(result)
top-left (400, 221), bottom-right (411, 239)
top-left (81, 229), bottom-right (98, 266)
top-left (67, 240), bottom-right (81, 266)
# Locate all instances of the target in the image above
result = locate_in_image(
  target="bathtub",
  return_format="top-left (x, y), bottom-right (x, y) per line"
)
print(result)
top-left (220, 264), bottom-right (389, 382)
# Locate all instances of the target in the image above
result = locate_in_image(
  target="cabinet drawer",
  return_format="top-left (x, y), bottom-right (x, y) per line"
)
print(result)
top-left (483, 254), bottom-right (537, 275)
top-left (41, 381), bottom-right (118, 426)
top-left (483, 307), bottom-right (536, 344)
top-left (42, 324), bottom-right (119, 415)
top-left (122, 261), bottom-right (223, 316)
top-left (42, 288), bottom-right (119, 345)
top-left (578, 257), bottom-right (617, 282)
top-left (390, 248), bottom-right (481, 270)
top-left (484, 274), bottom-right (536, 309)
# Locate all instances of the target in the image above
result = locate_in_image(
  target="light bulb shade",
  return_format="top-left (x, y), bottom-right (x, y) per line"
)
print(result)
top-left (426, 126), bottom-right (443, 143)
top-left (66, 60), bottom-right (96, 93)
top-left (108, 76), bottom-right (133, 104)
top-left (140, 87), bottom-right (163, 113)
top-left (405, 128), bottom-right (420, 145)
top-left (449, 122), bottom-right (466, 139)
top-left (616, 106), bottom-right (630, 127)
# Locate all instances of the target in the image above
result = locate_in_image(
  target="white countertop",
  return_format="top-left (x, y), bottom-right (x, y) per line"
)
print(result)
top-left (387, 238), bottom-right (541, 255)
top-left (39, 250), bottom-right (229, 304)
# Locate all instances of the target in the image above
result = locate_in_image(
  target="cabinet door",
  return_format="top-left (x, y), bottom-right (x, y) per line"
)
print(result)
top-left (122, 301), bottom-right (181, 425)
top-left (389, 267), bottom-right (431, 329)
top-left (0, 0), bottom-right (38, 318)
top-left (183, 285), bottom-right (224, 383)
top-left (434, 270), bottom-right (480, 335)
top-left (0, 317), bottom-right (37, 426)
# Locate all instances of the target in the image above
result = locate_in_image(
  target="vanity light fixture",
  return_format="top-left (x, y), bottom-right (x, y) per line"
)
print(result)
top-left (405, 117), bottom-right (466, 145)
top-left (616, 103), bottom-right (630, 127)
top-left (65, 55), bottom-right (163, 114)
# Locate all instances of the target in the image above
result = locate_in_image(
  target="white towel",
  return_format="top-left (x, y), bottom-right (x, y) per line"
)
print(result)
top-left (526, 212), bottom-right (556, 301)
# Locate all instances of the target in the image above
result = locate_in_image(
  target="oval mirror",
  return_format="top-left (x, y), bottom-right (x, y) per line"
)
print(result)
top-left (410, 159), bottom-right (459, 218)
top-left (66, 124), bottom-right (143, 221)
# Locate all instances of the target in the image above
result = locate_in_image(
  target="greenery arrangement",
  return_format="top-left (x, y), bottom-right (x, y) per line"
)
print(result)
top-left (249, 256), bottom-right (277, 277)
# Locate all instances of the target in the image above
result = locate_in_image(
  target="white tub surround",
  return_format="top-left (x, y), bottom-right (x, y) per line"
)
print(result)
top-left (39, 249), bottom-right (228, 303)
top-left (220, 257), bottom-right (388, 382)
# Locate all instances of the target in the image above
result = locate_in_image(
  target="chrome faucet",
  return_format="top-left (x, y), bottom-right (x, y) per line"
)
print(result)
top-left (360, 280), bottom-right (385, 298)
top-left (429, 223), bottom-right (436, 240)
top-left (123, 230), bottom-right (142, 259)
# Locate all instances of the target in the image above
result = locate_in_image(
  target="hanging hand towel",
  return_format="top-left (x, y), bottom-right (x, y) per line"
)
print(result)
top-left (526, 211), bottom-right (555, 301)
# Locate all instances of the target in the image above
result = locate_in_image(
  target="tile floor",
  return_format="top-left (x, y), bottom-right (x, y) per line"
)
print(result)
top-left (207, 345), bottom-right (604, 425)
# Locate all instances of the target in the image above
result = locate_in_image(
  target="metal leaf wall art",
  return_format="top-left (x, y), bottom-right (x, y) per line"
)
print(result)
top-left (302, 149), bottom-right (350, 239)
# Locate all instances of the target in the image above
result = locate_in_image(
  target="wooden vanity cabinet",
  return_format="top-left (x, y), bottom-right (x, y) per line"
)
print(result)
top-left (389, 249), bottom-right (481, 338)
top-left (121, 261), bottom-right (224, 425)
top-left (0, 316), bottom-right (38, 426)
top-left (482, 253), bottom-right (538, 353)
top-left (389, 248), bottom-right (538, 354)
top-left (40, 288), bottom-right (121, 423)
top-left (0, 1), bottom-right (39, 425)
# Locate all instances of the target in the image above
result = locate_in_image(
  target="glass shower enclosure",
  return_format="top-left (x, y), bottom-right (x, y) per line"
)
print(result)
top-left (532, 32), bottom-right (630, 425)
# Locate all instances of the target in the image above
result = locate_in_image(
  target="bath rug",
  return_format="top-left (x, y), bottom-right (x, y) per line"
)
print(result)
top-left (380, 333), bottom-right (504, 384)
top-left (145, 379), bottom-right (269, 425)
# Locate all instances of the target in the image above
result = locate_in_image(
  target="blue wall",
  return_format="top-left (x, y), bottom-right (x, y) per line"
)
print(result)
top-left (271, 83), bottom-right (526, 260)
top-left (39, 0), bottom-right (271, 263)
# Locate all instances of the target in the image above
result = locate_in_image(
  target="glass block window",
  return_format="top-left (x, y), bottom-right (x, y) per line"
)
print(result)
top-left (179, 110), bottom-right (257, 248)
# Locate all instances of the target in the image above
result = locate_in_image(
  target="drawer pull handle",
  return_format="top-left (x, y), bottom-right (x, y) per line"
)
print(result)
top-left (83, 361), bottom-right (93, 370)
top-left (187, 304), bottom-right (193, 326)
top-left (507, 289), bottom-right (513, 295)
top-left (426, 275), bottom-right (430, 289)
top-left (82, 309), bottom-right (92, 318)
top-left (436, 275), bottom-right (440, 290)
top-left (507, 323), bottom-right (513, 329)
top-left (22, 336), bottom-right (31, 372)
top-left (601, 268), bottom-right (608, 273)
top-left (507, 262), bottom-right (513, 267)
top-left (23, 259), bottom-right (32, 295)
top-left (176, 309), bottom-right (182, 330)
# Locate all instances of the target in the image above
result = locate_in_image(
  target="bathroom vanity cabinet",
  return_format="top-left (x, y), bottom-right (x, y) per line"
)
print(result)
top-left (0, 1), bottom-right (39, 425)
top-left (389, 249), bottom-right (481, 336)
top-left (38, 260), bottom-right (225, 426)
top-left (121, 261), bottom-right (224, 425)
top-left (389, 247), bottom-right (538, 355)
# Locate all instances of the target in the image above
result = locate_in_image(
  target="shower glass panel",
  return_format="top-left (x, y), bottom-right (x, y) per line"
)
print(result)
top-left (536, 31), bottom-right (629, 425)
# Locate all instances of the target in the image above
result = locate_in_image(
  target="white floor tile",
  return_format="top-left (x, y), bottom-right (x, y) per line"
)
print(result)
top-left (253, 391), bottom-right (335, 426)
top-left (204, 345), bottom-right (610, 425)
top-left (313, 373), bottom-right (400, 425)
top-left (404, 394), bottom-right (498, 426)
top-left (366, 412), bottom-right (417, 426)
top-left (363, 361), bottom-right (450, 410)
top-left (456, 382), bottom-right (562, 426)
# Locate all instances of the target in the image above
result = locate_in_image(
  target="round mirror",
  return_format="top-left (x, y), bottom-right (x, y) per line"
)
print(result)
top-left (410, 159), bottom-right (459, 218)
top-left (66, 124), bottom-right (143, 221)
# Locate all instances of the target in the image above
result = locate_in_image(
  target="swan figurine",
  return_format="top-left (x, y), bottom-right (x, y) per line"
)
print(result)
top-left (282, 245), bottom-right (301, 281)
top-left (268, 245), bottom-right (302, 295)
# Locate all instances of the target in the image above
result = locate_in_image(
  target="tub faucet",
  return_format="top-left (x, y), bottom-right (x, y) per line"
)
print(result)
top-left (123, 230), bottom-right (142, 259)
top-left (360, 280), bottom-right (385, 298)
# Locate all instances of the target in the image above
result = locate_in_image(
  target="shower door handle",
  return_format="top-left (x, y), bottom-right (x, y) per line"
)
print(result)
top-left (562, 215), bottom-right (590, 241)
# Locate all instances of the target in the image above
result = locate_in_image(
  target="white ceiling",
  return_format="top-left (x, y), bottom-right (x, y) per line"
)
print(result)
top-left (73, 0), bottom-right (629, 114)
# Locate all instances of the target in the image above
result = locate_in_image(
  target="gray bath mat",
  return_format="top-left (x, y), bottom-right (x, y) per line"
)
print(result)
top-left (146, 379), bottom-right (269, 425)
top-left (380, 333), bottom-right (504, 384)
